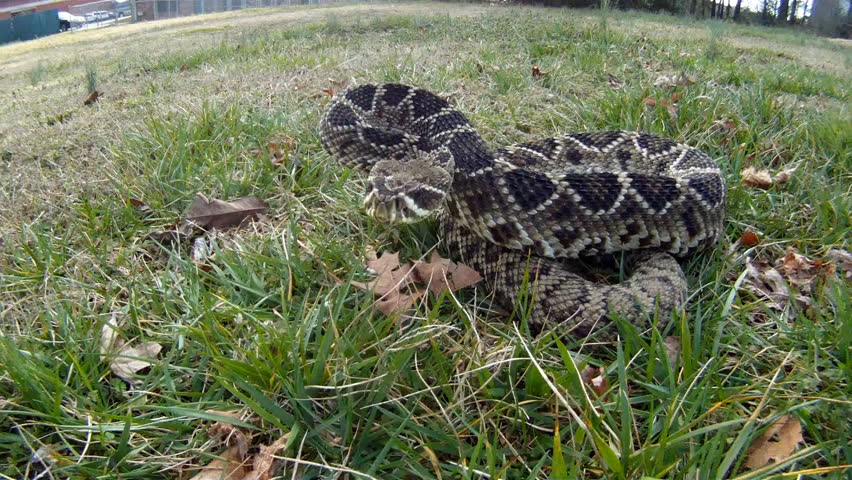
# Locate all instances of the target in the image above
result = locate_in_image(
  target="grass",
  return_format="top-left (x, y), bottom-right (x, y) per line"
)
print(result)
top-left (1, 2), bottom-right (851, 479)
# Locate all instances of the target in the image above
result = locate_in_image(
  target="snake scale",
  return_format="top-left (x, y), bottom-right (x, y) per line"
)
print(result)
top-left (320, 83), bottom-right (726, 337)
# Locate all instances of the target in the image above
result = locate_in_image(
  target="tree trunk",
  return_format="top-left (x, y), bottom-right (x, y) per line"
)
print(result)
top-left (710, 0), bottom-right (716, 16)
top-left (733, 0), bottom-right (742, 18)
top-left (727, 0), bottom-right (732, 18)
top-left (778, 0), bottom-right (790, 23)
top-left (789, 0), bottom-right (798, 22)
top-left (690, 0), bottom-right (697, 15)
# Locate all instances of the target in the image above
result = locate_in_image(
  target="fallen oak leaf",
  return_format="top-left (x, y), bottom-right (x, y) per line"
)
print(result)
top-left (83, 90), bottom-right (101, 106)
top-left (183, 194), bottom-right (268, 231)
top-left (741, 167), bottom-right (773, 189)
top-left (110, 342), bottom-right (162, 380)
top-left (413, 251), bottom-right (481, 296)
top-left (744, 415), bottom-right (803, 470)
top-left (242, 433), bottom-right (292, 480)
top-left (188, 446), bottom-right (249, 480)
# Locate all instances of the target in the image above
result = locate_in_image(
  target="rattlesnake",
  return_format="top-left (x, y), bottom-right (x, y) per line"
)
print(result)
top-left (320, 83), bottom-right (726, 337)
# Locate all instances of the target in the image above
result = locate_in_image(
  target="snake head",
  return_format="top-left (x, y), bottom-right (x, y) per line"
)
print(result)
top-left (364, 159), bottom-right (451, 224)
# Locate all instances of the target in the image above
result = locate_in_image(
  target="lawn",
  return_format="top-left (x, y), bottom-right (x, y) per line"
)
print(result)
top-left (1, 2), bottom-right (850, 479)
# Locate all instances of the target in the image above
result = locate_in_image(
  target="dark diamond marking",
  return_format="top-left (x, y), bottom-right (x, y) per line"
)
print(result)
top-left (689, 175), bottom-right (724, 206)
top-left (348, 84), bottom-right (376, 111)
top-left (504, 170), bottom-right (556, 211)
top-left (411, 89), bottom-right (448, 118)
top-left (380, 84), bottom-right (410, 107)
top-left (554, 227), bottom-right (579, 246)
top-left (560, 147), bottom-right (585, 165)
top-left (628, 174), bottom-right (680, 211)
top-left (681, 211), bottom-right (700, 238)
top-left (562, 172), bottom-right (622, 212)
top-left (363, 127), bottom-right (405, 149)
top-left (636, 134), bottom-right (677, 155)
top-left (489, 222), bottom-right (518, 244)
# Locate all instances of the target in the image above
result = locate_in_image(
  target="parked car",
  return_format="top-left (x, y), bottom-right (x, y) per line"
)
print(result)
top-left (57, 10), bottom-right (86, 30)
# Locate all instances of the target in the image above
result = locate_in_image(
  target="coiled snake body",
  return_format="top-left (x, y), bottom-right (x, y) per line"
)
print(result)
top-left (321, 83), bottom-right (726, 337)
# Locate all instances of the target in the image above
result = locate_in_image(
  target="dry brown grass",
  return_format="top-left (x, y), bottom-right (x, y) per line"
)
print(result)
top-left (0, 2), bottom-right (491, 237)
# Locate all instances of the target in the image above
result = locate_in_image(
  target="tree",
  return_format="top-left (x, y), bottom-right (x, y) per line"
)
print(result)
top-left (733, 0), bottom-right (743, 18)
top-left (778, 0), bottom-right (790, 22)
top-left (789, 0), bottom-right (798, 23)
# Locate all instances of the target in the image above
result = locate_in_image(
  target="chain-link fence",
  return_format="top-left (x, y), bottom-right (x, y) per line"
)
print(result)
top-left (68, 0), bottom-right (367, 23)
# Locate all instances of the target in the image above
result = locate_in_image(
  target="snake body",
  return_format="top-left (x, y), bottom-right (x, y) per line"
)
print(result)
top-left (321, 83), bottom-right (726, 336)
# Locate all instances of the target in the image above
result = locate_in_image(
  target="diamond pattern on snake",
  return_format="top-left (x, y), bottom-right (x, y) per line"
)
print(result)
top-left (321, 83), bottom-right (726, 337)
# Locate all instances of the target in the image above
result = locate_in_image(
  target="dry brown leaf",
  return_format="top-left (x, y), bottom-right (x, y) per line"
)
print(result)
top-left (100, 313), bottom-right (122, 357)
top-left (653, 74), bottom-right (695, 88)
top-left (111, 342), bottom-right (162, 379)
top-left (744, 415), bottom-right (803, 469)
top-left (743, 257), bottom-right (793, 311)
top-left (242, 433), bottom-right (292, 480)
top-left (354, 251), bottom-right (480, 316)
top-left (740, 231), bottom-right (761, 247)
top-left (188, 447), bottom-right (249, 480)
top-left (375, 290), bottom-right (423, 316)
top-left (713, 119), bottom-right (737, 131)
top-left (352, 252), bottom-right (415, 295)
top-left (772, 164), bottom-right (798, 185)
top-left (579, 366), bottom-right (608, 397)
top-left (183, 194), bottom-right (268, 231)
top-left (741, 167), bottom-right (773, 189)
top-left (83, 90), bottom-right (101, 106)
top-left (531, 65), bottom-right (548, 77)
top-left (413, 251), bottom-right (482, 296)
top-left (266, 136), bottom-right (299, 168)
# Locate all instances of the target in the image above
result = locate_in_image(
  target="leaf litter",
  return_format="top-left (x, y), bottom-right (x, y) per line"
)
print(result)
top-left (100, 313), bottom-right (162, 382)
top-left (188, 414), bottom-right (293, 480)
top-left (744, 415), bottom-right (804, 470)
top-left (351, 250), bottom-right (481, 316)
top-left (739, 248), bottom-right (842, 317)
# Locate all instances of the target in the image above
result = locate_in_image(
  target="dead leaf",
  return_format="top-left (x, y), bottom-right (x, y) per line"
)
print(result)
top-left (83, 90), bottom-right (101, 106)
top-left (777, 249), bottom-right (824, 292)
top-left (713, 119), bottom-right (737, 131)
top-left (744, 415), bottom-right (803, 469)
top-left (266, 136), bottom-right (299, 168)
top-left (740, 231), bottom-right (761, 247)
top-left (827, 249), bottom-right (852, 281)
top-left (742, 256), bottom-right (793, 311)
top-left (100, 313), bottom-right (122, 357)
top-left (772, 164), bottom-right (798, 185)
top-left (242, 433), bottom-right (291, 480)
top-left (531, 65), bottom-right (548, 77)
top-left (653, 74), bottom-right (695, 88)
top-left (183, 194), bottom-right (268, 231)
top-left (643, 94), bottom-right (680, 119)
top-left (354, 251), bottom-right (480, 317)
top-left (188, 447), bottom-right (249, 480)
top-left (580, 366), bottom-right (608, 397)
top-left (110, 342), bottom-right (162, 379)
top-left (413, 251), bottom-right (482, 296)
top-left (321, 88), bottom-right (334, 96)
top-left (128, 198), bottom-right (151, 213)
top-left (352, 251), bottom-right (414, 295)
top-left (741, 167), bottom-right (773, 189)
